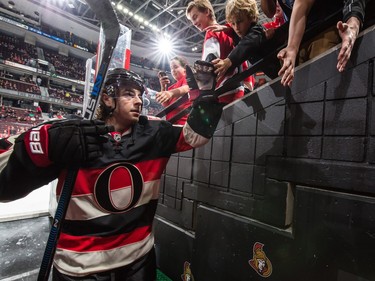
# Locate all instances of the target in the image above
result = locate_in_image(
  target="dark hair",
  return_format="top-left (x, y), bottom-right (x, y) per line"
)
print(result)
top-left (96, 101), bottom-right (112, 121)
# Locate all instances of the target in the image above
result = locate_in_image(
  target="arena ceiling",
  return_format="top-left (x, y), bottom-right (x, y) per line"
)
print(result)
top-left (38, 0), bottom-right (270, 54)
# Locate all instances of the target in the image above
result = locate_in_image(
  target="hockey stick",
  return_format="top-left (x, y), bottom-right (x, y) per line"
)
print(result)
top-left (37, 1), bottom-right (120, 280)
top-left (155, 94), bottom-right (189, 118)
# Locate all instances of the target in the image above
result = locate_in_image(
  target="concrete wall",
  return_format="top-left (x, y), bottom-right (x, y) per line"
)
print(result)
top-left (154, 25), bottom-right (375, 281)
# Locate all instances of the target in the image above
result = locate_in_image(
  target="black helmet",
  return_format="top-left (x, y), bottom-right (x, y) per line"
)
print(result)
top-left (104, 68), bottom-right (146, 97)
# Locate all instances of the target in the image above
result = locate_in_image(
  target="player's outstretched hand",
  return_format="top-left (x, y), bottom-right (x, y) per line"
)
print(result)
top-left (48, 119), bottom-right (114, 164)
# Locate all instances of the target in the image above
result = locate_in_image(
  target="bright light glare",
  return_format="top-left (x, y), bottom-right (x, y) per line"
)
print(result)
top-left (158, 38), bottom-right (173, 55)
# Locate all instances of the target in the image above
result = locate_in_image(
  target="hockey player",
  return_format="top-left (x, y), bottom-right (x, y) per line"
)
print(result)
top-left (0, 67), bottom-right (223, 280)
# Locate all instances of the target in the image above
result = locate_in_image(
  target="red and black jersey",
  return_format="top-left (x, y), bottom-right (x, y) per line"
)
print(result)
top-left (203, 27), bottom-right (244, 103)
top-left (0, 101), bottom-right (222, 276)
top-left (163, 76), bottom-right (191, 125)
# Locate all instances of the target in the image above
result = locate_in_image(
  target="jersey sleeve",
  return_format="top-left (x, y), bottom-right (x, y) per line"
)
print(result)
top-left (343, 0), bottom-right (367, 25)
top-left (176, 97), bottom-right (224, 152)
top-left (0, 131), bottom-right (60, 202)
top-left (227, 24), bottom-right (266, 68)
top-left (151, 93), bottom-right (224, 154)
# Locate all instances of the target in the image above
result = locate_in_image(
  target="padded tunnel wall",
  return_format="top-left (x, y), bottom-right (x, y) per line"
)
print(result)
top-left (154, 26), bottom-right (375, 281)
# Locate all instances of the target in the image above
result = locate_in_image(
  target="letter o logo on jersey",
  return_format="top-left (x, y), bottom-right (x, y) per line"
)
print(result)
top-left (94, 163), bottom-right (144, 213)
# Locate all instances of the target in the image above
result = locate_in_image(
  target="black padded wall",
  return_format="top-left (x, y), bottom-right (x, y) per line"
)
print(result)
top-left (155, 26), bottom-right (375, 281)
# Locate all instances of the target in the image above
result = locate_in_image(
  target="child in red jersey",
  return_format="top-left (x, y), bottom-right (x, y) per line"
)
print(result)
top-left (156, 56), bottom-right (191, 125)
top-left (186, 0), bottom-right (245, 103)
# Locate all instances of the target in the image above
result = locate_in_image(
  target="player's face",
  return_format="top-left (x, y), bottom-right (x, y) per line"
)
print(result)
top-left (170, 59), bottom-right (186, 81)
top-left (188, 7), bottom-right (211, 31)
top-left (229, 13), bottom-right (253, 38)
top-left (104, 85), bottom-right (143, 130)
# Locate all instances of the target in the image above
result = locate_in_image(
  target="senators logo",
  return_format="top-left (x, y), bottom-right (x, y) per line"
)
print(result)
top-left (249, 242), bottom-right (272, 278)
top-left (181, 261), bottom-right (194, 281)
top-left (94, 162), bottom-right (144, 213)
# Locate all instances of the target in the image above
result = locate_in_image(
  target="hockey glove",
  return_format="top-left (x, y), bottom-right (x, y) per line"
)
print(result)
top-left (48, 119), bottom-right (113, 164)
top-left (24, 120), bottom-right (114, 167)
top-left (186, 61), bottom-right (225, 139)
top-left (186, 60), bottom-right (217, 102)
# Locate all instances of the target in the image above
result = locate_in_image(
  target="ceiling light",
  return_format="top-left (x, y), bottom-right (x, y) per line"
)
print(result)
top-left (116, 4), bottom-right (123, 10)
top-left (128, 11), bottom-right (134, 16)
top-left (152, 3), bottom-right (160, 10)
top-left (134, 14), bottom-right (139, 20)
top-left (157, 37), bottom-right (173, 55)
top-left (144, 20), bottom-right (149, 26)
top-left (123, 7), bottom-right (129, 13)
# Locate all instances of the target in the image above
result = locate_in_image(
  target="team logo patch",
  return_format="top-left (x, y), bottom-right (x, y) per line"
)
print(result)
top-left (248, 242), bottom-right (272, 278)
top-left (181, 261), bottom-right (195, 281)
top-left (111, 132), bottom-right (122, 142)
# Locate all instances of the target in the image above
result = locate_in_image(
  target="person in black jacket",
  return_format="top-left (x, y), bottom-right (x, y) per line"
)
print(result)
top-left (212, 0), bottom-right (284, 81)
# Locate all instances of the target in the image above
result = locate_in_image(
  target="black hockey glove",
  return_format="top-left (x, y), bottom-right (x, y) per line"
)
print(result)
top-left (186, 60), bottom-right (217, 103)
top-left (48, 119), bottom-right (114, 164)
top-left (186, 60), bottom-right (225, 138)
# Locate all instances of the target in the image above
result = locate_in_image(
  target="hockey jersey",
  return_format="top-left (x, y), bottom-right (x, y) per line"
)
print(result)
top-left (203, 28), bottom-right (245, 103)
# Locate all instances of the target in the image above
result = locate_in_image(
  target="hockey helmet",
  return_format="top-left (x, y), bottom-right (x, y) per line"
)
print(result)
top-left (104, 68), bottom-right (146, 97)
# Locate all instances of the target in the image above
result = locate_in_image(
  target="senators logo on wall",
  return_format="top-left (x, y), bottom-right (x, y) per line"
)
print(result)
top-left (248, 242), bottom-right (273, 278)
top-left (181, 261), bottom-right (195, 281)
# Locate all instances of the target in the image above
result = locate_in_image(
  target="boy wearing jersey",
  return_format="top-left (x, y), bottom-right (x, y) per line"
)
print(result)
top-left (186, 0), bottom-right (245, 103)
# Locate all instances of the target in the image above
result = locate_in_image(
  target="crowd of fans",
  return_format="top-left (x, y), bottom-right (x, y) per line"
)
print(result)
top-left (48, 84), bottom-right (84, 104)
top-left (0, 31), bottom-right (86, 81)
top-left (0, 3), bottom-right (96, 53)
top-left (0, 105), bottom-right (42, 138)
top-left (43, 48), bottom-right (86, 81)
top-left (0, 78), bottom-right (41, 94)
top-left (0, 0), bottom-right (372, 131)
top-left (0, 33), bottom-right (38, 66)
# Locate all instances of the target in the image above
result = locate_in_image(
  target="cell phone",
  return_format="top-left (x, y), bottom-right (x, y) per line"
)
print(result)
top-left (158, 71), bottom-right (167, 78)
